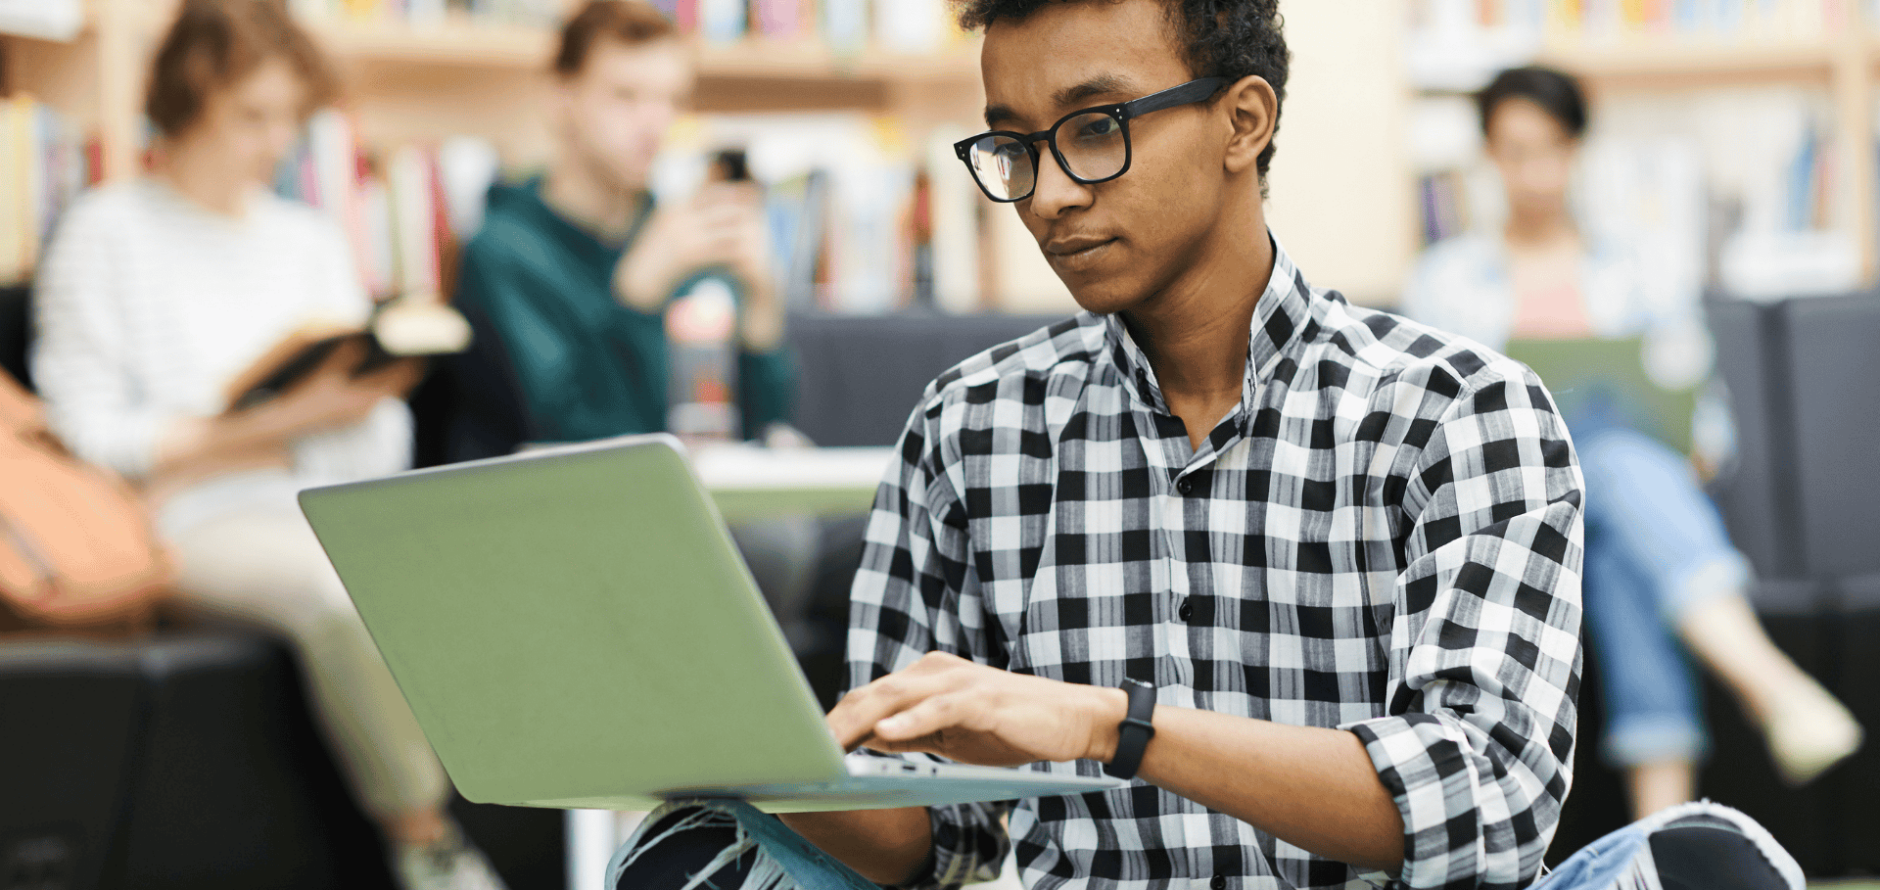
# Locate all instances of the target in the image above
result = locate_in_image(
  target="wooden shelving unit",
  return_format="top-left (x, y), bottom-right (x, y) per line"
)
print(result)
top-left (2, 0), bottom-right (985, 176)
top-left (1444, 15), bottom-right (1880, 285)
top-left (0, 0), bottom-right (1009, 299)
top-left (311, 19), bottom-right (979, 81)
top-left (1537, 40), bottom-right (1840, 87)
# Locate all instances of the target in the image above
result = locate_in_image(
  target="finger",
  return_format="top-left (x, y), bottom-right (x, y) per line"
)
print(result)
top-left (697, 182), bottom-right (762, 206)
top-left (357, 358), bottom-right (422, 391)
top-left (827, 671), bottom-right (956, 752)
top-left (873, 693), bottom-right (973, 745)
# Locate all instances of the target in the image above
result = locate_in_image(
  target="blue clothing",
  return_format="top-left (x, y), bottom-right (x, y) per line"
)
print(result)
top-left (1405, 232), bottom-right (1751, 768)
top-left (1577, 423), bottom-right (1750, 765)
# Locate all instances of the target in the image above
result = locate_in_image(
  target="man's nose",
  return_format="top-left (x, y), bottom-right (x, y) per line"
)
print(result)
top-left (1027, 146), bottom-right (1092, 220)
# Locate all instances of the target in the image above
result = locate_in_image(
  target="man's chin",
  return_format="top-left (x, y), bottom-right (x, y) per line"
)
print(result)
top-left (1065, 280), bottom-right (1143, 317)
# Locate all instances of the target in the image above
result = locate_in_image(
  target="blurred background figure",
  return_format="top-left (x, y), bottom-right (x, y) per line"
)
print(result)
top-left (448, 0), bottom-right (831, 730)
top-left (28, 2), bottom-right (502, 887)
top-left (1404, 65), bottom-right (1863, 820)
top-left (445, 0), bottom-right (790, 463)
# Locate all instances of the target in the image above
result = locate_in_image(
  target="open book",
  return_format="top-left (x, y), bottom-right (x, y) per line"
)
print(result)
top-left (223, 300), bottom-right (473, 413)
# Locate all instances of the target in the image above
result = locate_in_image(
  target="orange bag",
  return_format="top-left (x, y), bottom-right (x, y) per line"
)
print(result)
top-left (0, 370), bottom-right (172, 632)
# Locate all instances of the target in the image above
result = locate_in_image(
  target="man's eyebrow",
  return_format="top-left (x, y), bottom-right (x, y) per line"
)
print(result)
top-left (1054, 74), bottom-right (1133, 109)
top-left (982, 74), bottom-right (1136, 130)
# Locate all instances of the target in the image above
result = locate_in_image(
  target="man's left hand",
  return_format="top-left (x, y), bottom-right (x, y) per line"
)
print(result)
top-left (830, 652), bottom-right (1123, 767)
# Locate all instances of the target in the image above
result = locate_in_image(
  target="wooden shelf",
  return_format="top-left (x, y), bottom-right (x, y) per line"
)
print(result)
top-left (1537, 39), bottom-right (1839, 87)
top-left (308, 20), bottom-right (554, 69)
top-left (309, 19), bottom-right (980, 85)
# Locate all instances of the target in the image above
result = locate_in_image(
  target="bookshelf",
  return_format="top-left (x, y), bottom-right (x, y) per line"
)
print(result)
top-left (1410, 1), bottom-right (1880, 289)
top-left (0, 0), bottom-right (1005, 299)
top-left (1535, 41), bottom-right (1840, 87)
top-left (6, 0), bottom-right (985, 178)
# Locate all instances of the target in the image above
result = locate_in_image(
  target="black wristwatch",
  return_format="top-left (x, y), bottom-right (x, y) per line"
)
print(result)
top-left (1102, 678), bottom-right (1157, 780)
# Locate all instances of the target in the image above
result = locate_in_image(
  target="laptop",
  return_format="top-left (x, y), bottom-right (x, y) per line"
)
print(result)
top-left (298, 434), bottom-right (1124, 813)
top-left (1502, 335), bottom-right (1700, 453)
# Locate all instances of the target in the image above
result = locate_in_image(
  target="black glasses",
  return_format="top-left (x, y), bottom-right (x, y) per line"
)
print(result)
top-left (954, 77), bottom-right (1227, 203)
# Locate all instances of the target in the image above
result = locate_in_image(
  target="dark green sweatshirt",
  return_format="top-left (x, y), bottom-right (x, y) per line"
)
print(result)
top-left (447, 178), bottom-right (792, 460)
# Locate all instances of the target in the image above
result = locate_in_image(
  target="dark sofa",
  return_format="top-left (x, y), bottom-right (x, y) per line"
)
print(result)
top-left (7, 280), bottom-right (1880, 884)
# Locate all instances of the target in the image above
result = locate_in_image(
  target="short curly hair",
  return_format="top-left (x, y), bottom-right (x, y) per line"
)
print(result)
top-left (954, 0), bottom-right (1289, 180)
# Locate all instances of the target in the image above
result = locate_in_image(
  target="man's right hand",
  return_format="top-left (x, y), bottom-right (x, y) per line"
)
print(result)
top-left (612, 184), bottom-right (769, 312)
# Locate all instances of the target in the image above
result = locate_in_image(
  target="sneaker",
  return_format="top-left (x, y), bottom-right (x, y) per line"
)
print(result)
top-left (1761, 678), bottom-right (1863, 786)
top-left (392, 825), bottom-right (509, 890)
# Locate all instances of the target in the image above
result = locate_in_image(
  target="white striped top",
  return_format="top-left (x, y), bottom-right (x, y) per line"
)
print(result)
top-left (31, 178), bottom-right (410, 536)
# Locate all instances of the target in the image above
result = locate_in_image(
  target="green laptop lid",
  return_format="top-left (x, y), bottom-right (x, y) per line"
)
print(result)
top-left (298, 436), bottom-right (846, 808)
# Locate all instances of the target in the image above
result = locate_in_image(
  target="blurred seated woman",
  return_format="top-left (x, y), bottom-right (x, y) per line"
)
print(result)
top-left (31, 2), bottom-right (502, 887)
top-left (1405, 66), bottom-right (1862, 819)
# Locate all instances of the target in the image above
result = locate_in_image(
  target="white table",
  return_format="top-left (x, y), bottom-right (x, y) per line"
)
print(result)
top-left (692, 444), bottom-right (897, 521)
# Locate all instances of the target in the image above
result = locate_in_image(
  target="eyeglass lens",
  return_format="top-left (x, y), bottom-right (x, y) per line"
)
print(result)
top-left (966, 111), bottom-right (1127, 201)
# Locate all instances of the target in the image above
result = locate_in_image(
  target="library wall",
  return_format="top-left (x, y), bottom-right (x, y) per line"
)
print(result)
top-left (1266, 0), bottom-right (1416, 306)
top-left (9, 0), bottom-right (1880, 304)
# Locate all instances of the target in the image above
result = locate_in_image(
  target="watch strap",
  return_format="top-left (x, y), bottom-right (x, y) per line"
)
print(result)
top-left (1103, 678), bottom-right (1157, 780)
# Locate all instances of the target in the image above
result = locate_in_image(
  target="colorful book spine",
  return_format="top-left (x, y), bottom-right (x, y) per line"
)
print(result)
top-left (0, 97), bottom-right (88, 284)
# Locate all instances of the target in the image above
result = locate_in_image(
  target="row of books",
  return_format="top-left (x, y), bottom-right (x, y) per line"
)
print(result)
top-left (1413, 87), bottom-right (1845, 302)
top-left (1411, 0), bottom-right (1848, 37)
top-left (265, 108), bottom-right (991, 313)
top-left (287, 0), bottom-right (564, 27)
top-left (272, 110), bottom-right (501, 302)
top-left (0, 99), bottom-right (1002, 312)
top-left (0, 96), bottom-right (97, 286)
top-left (656, 0), bottom-right (957, 50)
top-left (289, 0), bottom-right (962, 52)
top-left (698, 116), bottom-right (982, 313)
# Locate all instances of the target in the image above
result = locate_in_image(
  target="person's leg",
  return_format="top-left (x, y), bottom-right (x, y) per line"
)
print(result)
top-left (1533, 802), bottom-right (1802, 890)
top-left (1578, 427), bottom-right (1861, 784)
top-left (1679, 594), bottom-right (1862, 785)
top-left (609, 801), bottom-right (880, 890)
top-left (169, 507), bottom-right (502, 888)
top-left (1580, 525), bottom-right (1704, 819)
top-left (610, 806), bottom-right (760, 890)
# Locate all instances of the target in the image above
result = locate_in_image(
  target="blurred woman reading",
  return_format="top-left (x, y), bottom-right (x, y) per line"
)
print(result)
top-left (31, 2), bottom-right (503, 887)
top-left (1405, 66), bottom-right (1862, 819)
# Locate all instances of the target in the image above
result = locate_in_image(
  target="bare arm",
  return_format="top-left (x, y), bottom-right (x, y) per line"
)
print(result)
top-left (1090, 692), bottom-right (1404, 872)
top-left (818, 653), bottom-right (1405, 878)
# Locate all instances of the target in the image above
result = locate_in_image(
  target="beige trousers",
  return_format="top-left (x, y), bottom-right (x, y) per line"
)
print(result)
top-left (169, 505), bottom-right (448, 822)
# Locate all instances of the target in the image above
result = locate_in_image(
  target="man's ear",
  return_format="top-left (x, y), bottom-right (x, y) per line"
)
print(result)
top-left (1221, 75), bottom-right (1278, 176)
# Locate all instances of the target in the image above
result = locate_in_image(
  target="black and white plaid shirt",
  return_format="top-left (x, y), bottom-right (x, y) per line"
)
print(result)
top-left (844, 240), bottom-right (1585, 890)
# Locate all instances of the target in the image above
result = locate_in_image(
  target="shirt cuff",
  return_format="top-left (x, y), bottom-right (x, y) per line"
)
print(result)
top-left (1342, 713), bottom-right (1479, 889)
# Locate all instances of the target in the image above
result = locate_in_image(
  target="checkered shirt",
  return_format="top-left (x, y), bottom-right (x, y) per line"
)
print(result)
top-left (843, 240), bottom-right (1585, 890)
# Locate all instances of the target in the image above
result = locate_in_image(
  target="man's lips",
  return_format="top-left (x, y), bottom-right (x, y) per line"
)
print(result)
top-left (1045, 236), bottom-right (1116, 257)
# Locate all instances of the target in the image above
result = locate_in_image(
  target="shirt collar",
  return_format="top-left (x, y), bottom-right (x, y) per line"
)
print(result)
top-left (1103, 233), bottom-right (1315, 420)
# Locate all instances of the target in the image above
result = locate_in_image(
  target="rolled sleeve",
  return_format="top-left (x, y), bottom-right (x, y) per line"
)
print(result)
top-left (1342, 364), bottom-right (1585, 889)
top-left (844, 397), bottom-right (1012, 890)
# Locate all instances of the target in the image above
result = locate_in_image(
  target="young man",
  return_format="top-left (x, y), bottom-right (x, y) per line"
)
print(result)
top-left (448, 0), bottom-right (791, 461)
top-left (616, 0), bottom-right (1585, 887)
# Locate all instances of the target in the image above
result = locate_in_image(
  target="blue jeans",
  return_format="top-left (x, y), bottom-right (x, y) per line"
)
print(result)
top-left (608, 800), bottom-right (1800, 890)
top-left (1577, 424), bottom-right (1752, 767)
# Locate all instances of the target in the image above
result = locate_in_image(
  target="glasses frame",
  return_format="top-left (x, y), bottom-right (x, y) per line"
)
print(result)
top-left (953, 76), bottom-right (1229, 203)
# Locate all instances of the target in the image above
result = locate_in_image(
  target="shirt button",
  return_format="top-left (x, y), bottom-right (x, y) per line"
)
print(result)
top-left (1176, 478), bottom-right (1193, 495)
top-left (1178, 599), bottom-right (1194, 622)
top-left (1211, 876), bottom-right (1227, 890)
